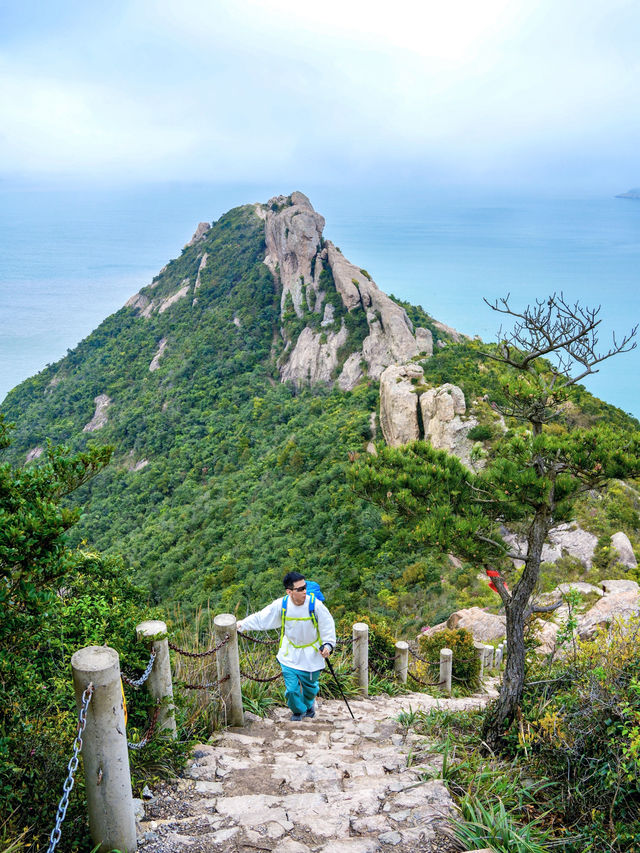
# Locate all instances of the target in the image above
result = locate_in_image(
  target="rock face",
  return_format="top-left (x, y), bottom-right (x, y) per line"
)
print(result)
top-left (83, 394), bottom-right (111, 432)
top-left (425, 607), bottom-right (506, 643)
top-left (379, 367), bottom-right (480, 469)
top-left (578, 586), bottom-right (640, 640)
top-left (501, 522), bottom-right (598, 569)
top-left (261, 193), bottom-right (435, 390)
top-left (611, 531), bottom-right (638, 569)
top-left (149, 338), bottom-right (168, 372)
top-left (420, 383), bottom-right (477, 468)
top-left (379, 364), bottom-right (424, 446)
top-left (185, 222), bottom-right (211, 246)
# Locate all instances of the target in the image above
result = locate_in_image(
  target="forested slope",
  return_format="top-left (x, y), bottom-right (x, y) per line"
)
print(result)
top-left (2, 198), bottom-right (638, 630)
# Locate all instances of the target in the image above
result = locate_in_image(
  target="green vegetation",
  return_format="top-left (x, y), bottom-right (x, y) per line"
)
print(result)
top-left (0, 419), bottom-right (172, 851)
top-left (417, 628), bottom-right (481, 688)
top-left (2, 203), bottom-right (640, 850)
top-left (351, 294), bottom-right (640, 747)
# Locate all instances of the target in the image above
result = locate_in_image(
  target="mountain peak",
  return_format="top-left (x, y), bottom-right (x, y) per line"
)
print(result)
top-left (259, 192), bottom-right (436, 389)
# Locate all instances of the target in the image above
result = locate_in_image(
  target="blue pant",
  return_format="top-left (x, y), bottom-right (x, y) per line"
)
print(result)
top-left (281, 664), bottom-right (321, 715)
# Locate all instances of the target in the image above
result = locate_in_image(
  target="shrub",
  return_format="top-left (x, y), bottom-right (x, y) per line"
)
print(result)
top-left (417, 628), bottom-right (481, 688)
top-left (518, 616), bottom-right (640, 848)
top-left (339, 611), bottom-right (398, 677)
top-left (468, 423), bottom-right (494, 441)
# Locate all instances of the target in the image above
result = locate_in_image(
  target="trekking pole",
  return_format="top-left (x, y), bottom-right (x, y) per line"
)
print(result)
top-left (325, 657), bottom-right (355, 720)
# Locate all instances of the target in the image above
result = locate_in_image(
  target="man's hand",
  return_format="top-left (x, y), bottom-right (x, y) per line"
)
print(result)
top-left (237, 621), bottom-right (244, 632)
top-left (320, 644), bottom-right (332, 659)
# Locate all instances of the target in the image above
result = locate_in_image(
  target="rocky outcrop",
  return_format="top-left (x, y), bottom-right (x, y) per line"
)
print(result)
top-left (611, 531), bottom-right (638, 569)
top-left (264, 192), bottom-right (325, 319)
top-left (280, 324), bottom-right (349, 387)
top-left (159, 281), bottom-right (190, 314)
top-left (578, 585), bottom-right (640, 640)
top-left (25, 446), bottom-right (44, 463)
top-left (261, 193), bottom-right (433, 390)
top-left (425, 607), bottom-right (506, 643)
top-left (83, 395), bottom-right (111, 432)
top-left (192, 253), bottom-right (208, 305)
top-left (149, 338), bottom-right (168, 372)
top-left (501, 523), bottom-right (598, 569)
top-left (420, 383), bottom-right (477, 468)
top-left (185, 222), bottom-right (211, 247)
top-left (379, 364), bottom-right (424, 447)
top-left (379, 367), bottom-right (480, 469)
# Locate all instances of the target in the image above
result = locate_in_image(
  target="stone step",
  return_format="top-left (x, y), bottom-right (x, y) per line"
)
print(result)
top-left (138, 688), bottom-right (494, 852)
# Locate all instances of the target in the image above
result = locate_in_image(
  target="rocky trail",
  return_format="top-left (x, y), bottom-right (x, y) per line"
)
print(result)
top-left (137, 685), bottom-right (497, 853)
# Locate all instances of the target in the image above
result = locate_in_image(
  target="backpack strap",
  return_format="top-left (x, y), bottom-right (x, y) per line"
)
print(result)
top-left (279, 593), bottom-right (321, 650)
top-left (280, 595), bottom-right (288, 648)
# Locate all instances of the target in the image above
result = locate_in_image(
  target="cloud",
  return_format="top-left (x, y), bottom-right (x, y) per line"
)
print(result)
top-left (0, 0), bottom-right (638, 186)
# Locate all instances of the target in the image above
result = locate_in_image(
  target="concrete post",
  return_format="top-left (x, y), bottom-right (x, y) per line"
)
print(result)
top-left (394, 641), bottom-right (409, 684)
top-left (71, 646), bottom-right (136, 853)
top-left (475, 642), bottom-right (485, 680)
top-left (484, 645), bottom-right (494, 670)
top-left (439, 648), bottom-right (453, 695)
top-left (495, 646), bottom-right (503, 669)
top-left (136, 620), bottom-right (176, 738)
top-left (353, 622), bottom-right (369, 697)
top-left (214, 613), bottom-right (244, 727)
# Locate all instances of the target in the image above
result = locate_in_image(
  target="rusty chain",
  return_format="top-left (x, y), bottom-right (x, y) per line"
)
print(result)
top-left (240, 668), bottom-right (282, 683)
top-left (239, 632), bottom-right (277, 646)
top-left (46, 683), bottom-right (94, 853)
top-left (128, 704), bottom-right (161, 751)
top-left (407, 670), bottom-right (446, 688)
top-left (182, 674), bottom-right (231, 690)
top-left (122, 648), bottom-right (156, 688)
top-left (168, 633), bottom-right (230, 658)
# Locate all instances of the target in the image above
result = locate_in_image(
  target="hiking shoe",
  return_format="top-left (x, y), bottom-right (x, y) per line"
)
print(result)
top-left (305, 702), bottom-right (316, 719)
top-left (290, 713), bottom-right (303, 721)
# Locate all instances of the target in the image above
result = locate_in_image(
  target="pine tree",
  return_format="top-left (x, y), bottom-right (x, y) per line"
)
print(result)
top-left (351, 294), bottom-right (640, 748)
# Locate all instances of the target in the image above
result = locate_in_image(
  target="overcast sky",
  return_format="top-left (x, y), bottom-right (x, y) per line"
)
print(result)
top-left (1, 0), bottom-right (639, 191)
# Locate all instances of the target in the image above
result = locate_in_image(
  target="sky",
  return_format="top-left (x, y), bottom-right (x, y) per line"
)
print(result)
top-left (1, 0), bottom-right (639, 191)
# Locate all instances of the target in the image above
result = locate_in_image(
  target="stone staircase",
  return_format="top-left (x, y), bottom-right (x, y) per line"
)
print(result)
top-left (137, 687), bottom-right (497, 853)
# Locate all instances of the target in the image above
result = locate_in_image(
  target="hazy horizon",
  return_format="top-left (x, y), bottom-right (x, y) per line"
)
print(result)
top-left (2, 0), bottom-right (639, 193)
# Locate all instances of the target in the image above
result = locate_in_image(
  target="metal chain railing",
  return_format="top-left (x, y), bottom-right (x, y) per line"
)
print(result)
top-left (128, 704), bottom-right (160, 751)
top-left (168, 633), bottom-right (230, 658)
top-left (181, 674), bottom-right (231, 690)
top-left (46, 683), bottom-right (94, 853)
top-left (240, 668), bottom-right (282, 683)
top-left (240, 632), bottom-right (277, 646)
top-left (122, 649), bottom-right (156, 688)
top-left (407, 670), bottom-right (446, 688)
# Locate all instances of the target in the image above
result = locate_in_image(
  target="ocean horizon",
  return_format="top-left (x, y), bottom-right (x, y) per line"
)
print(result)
top-left (1, 180), bottom-right (639, 417)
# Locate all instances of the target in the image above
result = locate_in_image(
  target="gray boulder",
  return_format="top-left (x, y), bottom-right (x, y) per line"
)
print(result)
top-left (379, 364), bottom-right (424, 446)
top-left (424, 607), bottom-right (506, 643)
top-left (611, 531), bottom-right (638, 569)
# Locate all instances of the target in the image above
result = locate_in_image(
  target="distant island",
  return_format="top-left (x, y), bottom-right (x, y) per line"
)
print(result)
top-left (616, 187), bottom-right (640, 199)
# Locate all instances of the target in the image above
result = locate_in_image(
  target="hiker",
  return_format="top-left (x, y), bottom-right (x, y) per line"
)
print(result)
top-left (237, 572), bottom-right (337, 721)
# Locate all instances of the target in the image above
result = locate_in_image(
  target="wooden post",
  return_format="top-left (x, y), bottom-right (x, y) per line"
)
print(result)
top-left (440, 648), bottom-right (453, 695)
top-left (71, 646), bottom-right (136, 853)
top-left (136, 620), bottom-right (176, 738)
top-left (353, 622), bottom-right (369, 696)
top-left (214, 613), bottom-right (244, 727)
top-left (394, 641), bottom-right (409, 684)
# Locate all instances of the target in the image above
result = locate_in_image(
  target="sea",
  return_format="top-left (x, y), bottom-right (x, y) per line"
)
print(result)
top-left (1, 180), bottom-right (639, 418)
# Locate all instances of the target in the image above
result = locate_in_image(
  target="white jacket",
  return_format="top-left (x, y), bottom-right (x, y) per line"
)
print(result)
top-left (238, 595), bottom-right (336, 673)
